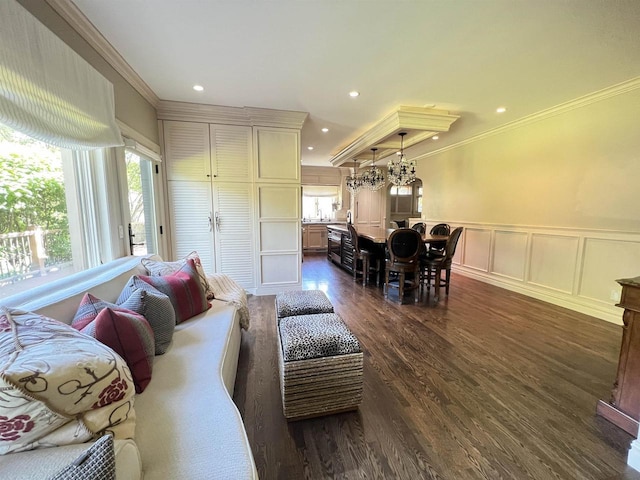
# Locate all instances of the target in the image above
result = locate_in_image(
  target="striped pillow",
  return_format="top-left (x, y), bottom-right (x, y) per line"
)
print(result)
top-left (72, 293), bottom-right (141, 331)
top-left (139, 258), bottom-right (209, 324)
top-left (78, 308), bottom-right (155, 393)
top-left (116, 279), bottom-right (176, 355)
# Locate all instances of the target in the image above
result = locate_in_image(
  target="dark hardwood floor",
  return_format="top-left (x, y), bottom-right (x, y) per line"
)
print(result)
top-left (233, 253), bottom-right (640, 480)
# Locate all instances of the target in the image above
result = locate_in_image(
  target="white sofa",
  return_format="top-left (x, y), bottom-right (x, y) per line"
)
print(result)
top-left (0, 256), bottom-right (258, 479)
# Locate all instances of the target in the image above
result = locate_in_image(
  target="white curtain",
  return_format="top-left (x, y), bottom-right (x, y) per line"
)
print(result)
top-left (0, 1), bottom-right (123, 149)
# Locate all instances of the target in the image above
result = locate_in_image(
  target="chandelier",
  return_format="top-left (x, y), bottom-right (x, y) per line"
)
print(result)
top-left (387, 132), bottom-right (416, 186)
top-left (361, 148), bottom-right (385, 191)
top-left (345, 161), bottom-right (364, 196)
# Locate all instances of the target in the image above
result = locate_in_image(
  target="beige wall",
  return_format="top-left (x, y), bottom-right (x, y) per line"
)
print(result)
top-left (18, 0), bottom-right (159, 144)
top-left (416, 87), bottom-right (640, 232)
top-left (414, 85), bottom-right (640, 323)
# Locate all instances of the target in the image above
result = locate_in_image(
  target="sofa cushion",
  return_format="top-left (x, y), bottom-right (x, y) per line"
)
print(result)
top-left (139, 259), bottom-right (209, 324)
top-left (142, 251), bottom-right (214, 300)
top-left (78, 307), bottom-right (155, 393)
top-left (117, 278), bottom-right (176, 355)
top-left (0, 307), bottom-right (135, 455)
top-left (50, 434), bottom-right (115, 480)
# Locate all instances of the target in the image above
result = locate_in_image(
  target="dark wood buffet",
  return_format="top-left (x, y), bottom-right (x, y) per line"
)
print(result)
top-left (597, 276), bottom-right (640, 437)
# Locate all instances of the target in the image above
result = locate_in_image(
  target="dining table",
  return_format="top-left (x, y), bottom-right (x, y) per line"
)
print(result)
top-left (350, 225), bottom-right (449, 247)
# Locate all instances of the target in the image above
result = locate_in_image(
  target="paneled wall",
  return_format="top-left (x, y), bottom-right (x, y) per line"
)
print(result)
top-left (422, 222), bottom-right (640, 324)
top-left (416, 80), bottom-right (640, 325)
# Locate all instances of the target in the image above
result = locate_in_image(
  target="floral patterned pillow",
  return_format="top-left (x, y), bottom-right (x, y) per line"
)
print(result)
top-left (0, 307), bottom-right (135, 455)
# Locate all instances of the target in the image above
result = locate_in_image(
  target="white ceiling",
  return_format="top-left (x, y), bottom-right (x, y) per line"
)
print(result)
top-left (72, 0), bottom-right (640, 166)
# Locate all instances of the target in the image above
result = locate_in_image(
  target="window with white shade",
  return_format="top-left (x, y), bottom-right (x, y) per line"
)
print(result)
top-left (302, 186), bottom-right (340, 221)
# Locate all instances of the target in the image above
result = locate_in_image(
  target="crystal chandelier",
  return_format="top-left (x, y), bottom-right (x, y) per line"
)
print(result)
top-left (361, 148), bottom-right (385, 191)
top-left (345, 161), bottom-right (364, 196)
top-left (387, 132), bottom-right (416, 186)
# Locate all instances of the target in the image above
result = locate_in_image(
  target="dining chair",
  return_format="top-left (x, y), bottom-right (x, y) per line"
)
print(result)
top-left (428, 223), bottom-right (450, 256)
top-left (421, 227), bottom-right (463, 301)
top-left (384, 228), bottom-right (423, 303)
top-left (390, 221), bottom-right (400, 229)
top-left (348, 224), bottom-right (380, 286)
top-left (411, 222), bottom-right (426, 234)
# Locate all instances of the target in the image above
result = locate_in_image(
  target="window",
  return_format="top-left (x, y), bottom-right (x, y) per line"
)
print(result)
top-left (302, 186), bottom-right (340, 221)
top-left (0, 124), bottom-right (130, 299)
top-left (389, 180), bottom-right (423, 216)
top-left (125, 150), bottom-right (158, 256)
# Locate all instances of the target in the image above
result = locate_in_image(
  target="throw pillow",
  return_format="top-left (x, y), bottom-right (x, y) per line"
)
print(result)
top-left (72, 292), bottom-right (140, 331)
top-left (0, 307), bottom-right (135, 455)
top-left (142, 251), bottom-right (214, 300)
top-left (139, 258), bottom-right (209, 324)
top-left (49, 434), bottom-right (115, 480)
top-left (116, 277), bottom-right (176, 355)
top-left (78, 307), bottom-right (154, 393)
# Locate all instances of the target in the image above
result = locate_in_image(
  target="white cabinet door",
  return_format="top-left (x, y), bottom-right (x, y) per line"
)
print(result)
top-left (164, 121), bottom-right (211, 181)
top-left (254, 127), bottom-right (300, 182)
top-left (212, 182), bottom-right (255, 289)
top-left (167, 181), bottom-right (214, 273)
top-left (210, 124), bottom-right (253, 181)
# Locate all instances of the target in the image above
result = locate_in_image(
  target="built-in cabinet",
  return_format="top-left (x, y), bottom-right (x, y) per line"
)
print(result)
top-left (160, 103), bottom-right (307, 294)
top-left (354, 188), bottom-right (384, 227)
top-left (303, 224), bottom-right (328, 251)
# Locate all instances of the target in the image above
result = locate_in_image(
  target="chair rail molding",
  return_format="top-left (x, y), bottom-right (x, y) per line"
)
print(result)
top-left (423, 219), bottom-right (640, 324)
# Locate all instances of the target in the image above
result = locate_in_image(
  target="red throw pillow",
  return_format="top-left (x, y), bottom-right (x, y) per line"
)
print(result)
top-left (139, 258), bottom-right (209, 324)
top-left (78, 307), bottom-right (155, 393)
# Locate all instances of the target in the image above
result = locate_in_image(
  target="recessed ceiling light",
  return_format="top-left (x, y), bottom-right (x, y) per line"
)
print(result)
top-left (349, 91), bottom-right (360, 98)
top-left (193, 85), bottom-right (204, 92)
top-left (432, 135), bottom-right (439, 140)
top-left (307, 146), bottom-right (314, 150)
top-left (322, 128), bottom-right (329, 133)
top-left (496, 106), bottom-right (507, 113)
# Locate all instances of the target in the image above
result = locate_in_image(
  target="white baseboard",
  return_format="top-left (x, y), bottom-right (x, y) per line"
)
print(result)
top-left (628, 440), bottom-right (640, 472)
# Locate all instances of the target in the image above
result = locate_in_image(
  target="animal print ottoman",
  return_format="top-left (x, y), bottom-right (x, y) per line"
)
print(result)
top-left (277, 312), bottom-right (363, 420)
top-left (275, 290), bottom-right (334, 320)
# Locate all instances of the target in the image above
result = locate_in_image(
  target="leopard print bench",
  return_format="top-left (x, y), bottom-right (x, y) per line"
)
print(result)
top-left (277, 312), bottom-right (363, 420)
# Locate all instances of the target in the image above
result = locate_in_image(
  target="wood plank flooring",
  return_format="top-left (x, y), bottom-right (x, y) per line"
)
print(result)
top-left (233, 254), bottom-right (640, 479)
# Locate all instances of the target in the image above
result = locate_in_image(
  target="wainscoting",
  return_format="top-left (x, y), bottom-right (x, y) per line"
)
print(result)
top-left (424, 220), bottom-right (640, 324)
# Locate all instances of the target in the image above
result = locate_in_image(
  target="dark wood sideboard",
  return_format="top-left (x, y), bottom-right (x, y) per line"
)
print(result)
top-left (597, 276), bottom-right (640, 437)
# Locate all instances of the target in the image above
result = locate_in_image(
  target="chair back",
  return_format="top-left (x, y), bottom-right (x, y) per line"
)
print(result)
top-left (443, 227), bottom-right (463, 260)
top-left (412, 222), bottom-right (426, 234)
top-left (387, 228), bottom-right (423, 264)
top-left (347, 224), bottom-right (360, 252)
top-left (430, 223), bottom-right (450, 236)
top-left (389, 221), bottom-right (399, 229)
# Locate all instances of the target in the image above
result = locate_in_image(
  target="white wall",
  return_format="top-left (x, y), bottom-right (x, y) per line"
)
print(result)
top-left (415, 82), bottom-right (640, 324)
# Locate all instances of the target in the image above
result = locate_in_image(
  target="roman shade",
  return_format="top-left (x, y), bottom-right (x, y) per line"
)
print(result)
top-left (0, 0), bottom-right (123, 149)
top-left (303, 185), bottom-right (340, 197)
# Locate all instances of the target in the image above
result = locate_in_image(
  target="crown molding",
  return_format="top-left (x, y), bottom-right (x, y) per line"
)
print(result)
top-left (158, 100), bottom-right (308, 129)
top-left (329, 106), bottom-right (459, 167)
top-left (45, 0), bottom-right (160, 108)
top-left (416, 76), bottom-right (640, 161)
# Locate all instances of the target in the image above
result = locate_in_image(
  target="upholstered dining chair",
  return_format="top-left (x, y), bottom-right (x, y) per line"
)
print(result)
top-left (348, 224), bottom-right (380, 286)
top-left (411, 222), bottom-right (426, 234)
top-left (384, 228), bottom-right (423, 303)
top-left (390, 221), bottom-right (400, 229)
top-left (428, 223), bottom-right (450, 256)
top-left (421, 227), bottom-right (463, 301)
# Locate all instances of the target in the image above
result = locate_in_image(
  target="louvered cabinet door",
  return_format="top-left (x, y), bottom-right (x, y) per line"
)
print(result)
top-left (167, 181), bottom-right (215, 273)
top-left (210, 125), bottom-right (252, 181)
top-left (212, 182), bottom-right (255, 289)
top-left (163, 121), bottom-right (211, 181)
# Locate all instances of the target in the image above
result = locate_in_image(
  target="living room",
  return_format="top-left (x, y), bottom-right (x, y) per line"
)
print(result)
top-left (1, 0), bottom-right (640, 478)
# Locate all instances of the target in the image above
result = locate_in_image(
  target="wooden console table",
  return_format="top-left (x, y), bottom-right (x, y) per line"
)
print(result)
top-left (597, 276), bottom-right (640, 437)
